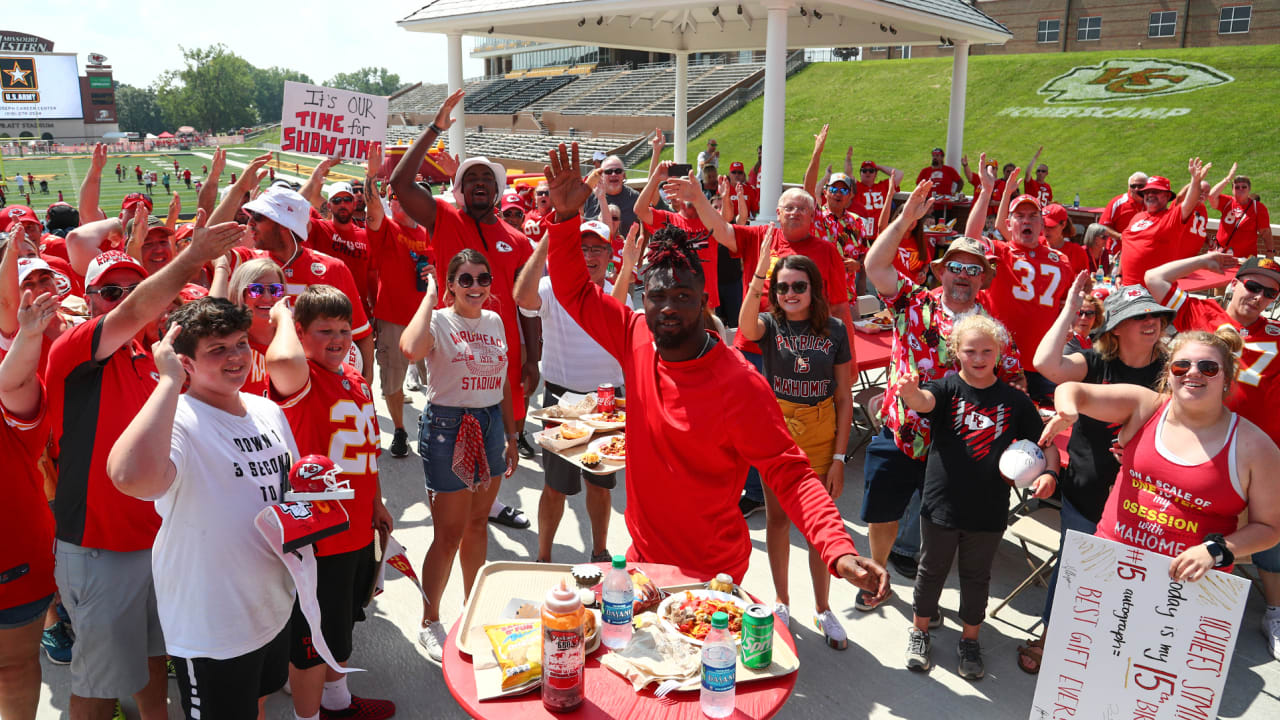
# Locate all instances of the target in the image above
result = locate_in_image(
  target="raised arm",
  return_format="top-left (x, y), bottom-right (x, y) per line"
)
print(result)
top-left (633, 161), bottom-right (669, 228)
top-left (1181, 157), bottom-right (1211, 222)
top-left (865, 181), bottom-right (934, 293)
top-left (1034, 271), bottom-right (1091, 383)
top-left (388, 89), bottom-right (464, 233)
top-left (208, 153), bottom-right (271, 226)
top-left (665, 170), bottom-right (737, 253)
top-left (107, 323), bottom-right (182, 500)
top-left (647, 128), bottom-right (665, 179)
top-left (877, 173), bottom-right (899, 233)
top-left (802, 124), bottom-right (829, 198)
top-left (363, 143), bottom-right (385, 232)
top-left (893, 371), bottom-right (936, 414)
top-left (514, 235), bottom-right (549, 311)
top-left (1208, 162), bottom-right (1236, 201)
top-left (399, 273), bottom-right (440, 363)
top-left (610, 224), bottom-right (642, 304)
top-left (78, 143), bottom-right (109, 222)
top-left (264, 299), bottom-right (310, 396)
top-left (737, 230), bottom-right (773, 342)
top-left (67, 217), bottom-right (125, 276)
top-left (1041, 381), bottom-right (1161, 447)
top-left (196, 148), bottom-right (226, 218)
top-left (1023, 146), bottom-right (1042, 193)
top-left (0, 227), bottom-right (25, 337)
top-left (0, 290), bottom-right (56, 418)
top-left (995, 166), bottom-right (1020, 242)
top-left (965, 153), bottom-right (996, 239)
top-left (1143, 251), bottom-right (1237, 304)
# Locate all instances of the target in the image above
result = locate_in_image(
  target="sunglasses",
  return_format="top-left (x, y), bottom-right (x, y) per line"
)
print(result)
top-left (502, 209), bottom-right (524, 218)
top-left (536, 190), bottom-right (550, 196)
top-left (245, 283), bottom-right (286, 299)
top-left (945, 261), bottom-right (985, 277)
top-left (329, 196), bottom-right (354, 205)
top-left (581, 244), bottom-right (612, 256)
top-left (1242, 279), bottom-right (1280, 299)
top-left (246, 210), bottom-right (267, 223)
top-left (1130, 183), bottom-right (1146, 189)
top-left (773, 280), bottom-right (809, 295)
top-left (826, 185), bottom-right (851, 196)
top-left (88, 283), bottom-right (140, 302)
top-left (1169, 359), bottom-right (1221, 378)
top-left (455, 272), bottom-right (492, 288)
top-left (860, 169), bottom-right (876, 174)
top-left (601, 168), bottom-right (625, 176)
top-left (1075, 309), bottom-right (1097, 318)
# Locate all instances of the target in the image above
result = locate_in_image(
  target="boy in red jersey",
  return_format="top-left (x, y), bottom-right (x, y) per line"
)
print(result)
top-left (266, 285), bottom-right (394, 720)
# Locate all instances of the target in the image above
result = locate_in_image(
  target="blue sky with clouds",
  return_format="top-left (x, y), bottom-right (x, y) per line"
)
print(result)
top-left (14, 1), bottom-right (484, 89)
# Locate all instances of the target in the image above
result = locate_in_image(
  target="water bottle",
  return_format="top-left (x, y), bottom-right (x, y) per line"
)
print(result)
top-left (601, 555), bottom-right (634, 649)
top-left (1073, 193), bottom-right (1080, 209)
top-left (700, 611), bottom-right (736, 718)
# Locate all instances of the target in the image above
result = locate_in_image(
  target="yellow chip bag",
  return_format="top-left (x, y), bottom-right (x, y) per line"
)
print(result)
top-left (484, 620), bottom-right (542, 692)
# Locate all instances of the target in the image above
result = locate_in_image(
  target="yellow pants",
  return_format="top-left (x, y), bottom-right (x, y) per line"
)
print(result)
top-left (776, 396), bottom-right (836, 476)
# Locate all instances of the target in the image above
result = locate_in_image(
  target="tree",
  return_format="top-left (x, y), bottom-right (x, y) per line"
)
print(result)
top-left (326, 67), bottom-right (402, 96)
top-left (252, 66), bottom-right (313, 124)
top-left (114, 83), bottom-right (165, 135)
top-left (155, 45), bottom-right (257, 134)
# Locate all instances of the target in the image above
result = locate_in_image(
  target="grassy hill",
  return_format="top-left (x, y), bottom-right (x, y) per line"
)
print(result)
top-left (675, 44), bottom-right (1280, 207)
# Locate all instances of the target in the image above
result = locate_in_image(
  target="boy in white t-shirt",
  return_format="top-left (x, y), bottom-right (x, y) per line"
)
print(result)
top-left (107, 297), bottom-right (299, 720)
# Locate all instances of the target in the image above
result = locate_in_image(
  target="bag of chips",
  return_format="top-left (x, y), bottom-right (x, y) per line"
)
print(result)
top-left (484, 620), bottom-right (542, 692)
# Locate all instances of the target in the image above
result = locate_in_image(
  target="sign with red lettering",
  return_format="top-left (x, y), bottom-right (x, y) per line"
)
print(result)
top-left (280, 81), bottom-right (386, 162)
top-left (1030, 531), bottom-right (1249, 720)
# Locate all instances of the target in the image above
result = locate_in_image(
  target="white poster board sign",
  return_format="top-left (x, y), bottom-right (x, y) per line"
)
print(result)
top-left (280, 81), bottom-right (386, 162)
top-left (1030, 531), bottom-right (1250, 720)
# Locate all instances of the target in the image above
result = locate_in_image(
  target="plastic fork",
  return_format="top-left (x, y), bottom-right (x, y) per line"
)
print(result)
top-left (653, 679), bottom-right (682, 698)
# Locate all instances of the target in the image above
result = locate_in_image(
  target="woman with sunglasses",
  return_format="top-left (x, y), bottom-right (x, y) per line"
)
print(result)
top-left (1064, 292), bottom-right (1104, 355)
top-left (739, 237), bottom-right (854, 650)
top-left (1042, 328), bottom-right (1280, 584)
top-left (1020, 275), bottom-right (1173, 673)
top-left (212, 257), bottom-right (286, 397)
top-left (400, 248), bottom-right (519, 662)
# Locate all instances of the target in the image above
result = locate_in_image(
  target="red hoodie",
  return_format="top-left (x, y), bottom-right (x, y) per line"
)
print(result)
top-left (547, 215), bottom-right (857, 582)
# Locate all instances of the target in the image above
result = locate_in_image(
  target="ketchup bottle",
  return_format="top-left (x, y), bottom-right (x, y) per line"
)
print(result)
top-left (541, 580), bottom-right (586, 712)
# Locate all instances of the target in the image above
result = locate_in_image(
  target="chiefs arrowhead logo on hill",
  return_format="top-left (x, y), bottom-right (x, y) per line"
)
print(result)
top-left (1038, 58), bottom-right (1232, 104)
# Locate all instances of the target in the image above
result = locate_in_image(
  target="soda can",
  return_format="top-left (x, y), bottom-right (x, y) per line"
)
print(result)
top-left (740, 604), bottom-right (773, 669)
top-left (596, 384), bottom-right (616, 414)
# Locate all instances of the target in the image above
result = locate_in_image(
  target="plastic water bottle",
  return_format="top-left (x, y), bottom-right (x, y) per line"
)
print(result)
top-left (601, 555), bottom-right (634, 649)
top-left (1073, 193), bottom-right (1081, 209)
top-left (700, 611), bottom-right (736, 718)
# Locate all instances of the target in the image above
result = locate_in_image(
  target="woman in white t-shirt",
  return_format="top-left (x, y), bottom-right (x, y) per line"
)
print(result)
top-left (401, 248), bottom-right (518, 661)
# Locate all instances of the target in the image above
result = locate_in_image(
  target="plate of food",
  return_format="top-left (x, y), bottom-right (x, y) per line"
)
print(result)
top-left (532, 421), bottom-right (594, 452)
top-left (658, 590), bottom-right (749, 646)
top-left (588, 435), bottom-right (627, 463)
top-left (580, 411), bottom-right (626, 430)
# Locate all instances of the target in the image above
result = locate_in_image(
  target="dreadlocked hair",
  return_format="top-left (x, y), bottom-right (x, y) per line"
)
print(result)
top-left (641, 224), bottom-right (706, 284)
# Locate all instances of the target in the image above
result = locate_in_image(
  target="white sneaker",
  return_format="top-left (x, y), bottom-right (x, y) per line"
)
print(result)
top-left (773, 602), bottom-right (791, 629)
top-left (814, 609), bottom-right (849, 650)
top-left (1262, 611), bottom-right (1280, 660)
top-left (419, 621), bottom-right (447, 662)
top-left (405, 365), bottom-right (423, 392)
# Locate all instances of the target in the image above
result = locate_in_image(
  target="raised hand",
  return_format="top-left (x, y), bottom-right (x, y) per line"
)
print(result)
top-left (210, 148), bottom-right (227, 179)
top-left (89, 143), bottom-right (108, 173)
top-left (268, 295), bottom-right (293, 328)
top-left (1188, 156), bottom-right (1212, 185)
top-left (186, 221), bottom-right (247, 264)
top-left (16, 290), bottom-right (57, 337)
top-left (314, 156), bottom-right (340, 179)
top-left (152, 322), bottom-right (187, 384)
top-left (366, 142), bottom-right (383, 178)
top-left (979, 152), bottom-right (996, 192)
top-left (620, 223), bottom-right (644, 268)
top-left (434, 151), bottom-right (460, 179)
top-left (434, 89), bottom-right (465, 131)
top-left (1066, 270), bottom-right (1089, 311)
top-left (1201, 251), bottom-right (1240, 274)
top-left (650, 127), bottom-right (665, 155)
top-left (662, 169), bottom-right (702, 205)
top-left (903, 181), bottom-right (935, 224)
top-left (813, 123), bottom-right (829, 153)
top-left (754, 228), bottom-right (774, 276)
top-left (716, 174), bottom-right (730, 199)
top-left (543, 143), bottom-right (593, 219)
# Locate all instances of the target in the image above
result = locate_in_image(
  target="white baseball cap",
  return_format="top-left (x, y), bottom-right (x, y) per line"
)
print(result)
top-left (453, 157), bottom-right (507, 190)
top-left (85, 250), bottom-right (148, 288)
top-left (243, 186), bottom-right (311, 240)
top-left (326, 181), bottom-right (355, 199)
top-left (580, 220), bottom-right (611, 242)
top-left (16, 256), bottom-right (53, 284)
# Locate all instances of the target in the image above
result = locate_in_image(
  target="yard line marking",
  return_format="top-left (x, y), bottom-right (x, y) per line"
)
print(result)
top-left (64, 157), bottom-right (81, 192)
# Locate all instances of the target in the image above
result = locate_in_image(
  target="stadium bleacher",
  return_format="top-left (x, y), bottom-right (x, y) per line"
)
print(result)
top-left (384, 126), bottom-right (624, 165)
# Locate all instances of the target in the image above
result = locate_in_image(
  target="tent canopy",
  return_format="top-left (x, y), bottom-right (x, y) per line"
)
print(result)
top-left (157, 131), bottom-right (174, 138)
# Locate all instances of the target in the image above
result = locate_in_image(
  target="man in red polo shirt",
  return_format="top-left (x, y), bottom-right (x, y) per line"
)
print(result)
top-left (45, 223), bottom-right (243, 720)
top-left (634, 161), bottom-right (722, 310)
top-left (388, 90), bottom-right (542, 461)
top-left (1100, 172), bottom-right (1149, 242)
top-left (915, 147), bottom-right (964, 197)
top-left (1119, 158), bottom-right (1212, 287)
top-left (1208, 166), bottom-right (1274, 256)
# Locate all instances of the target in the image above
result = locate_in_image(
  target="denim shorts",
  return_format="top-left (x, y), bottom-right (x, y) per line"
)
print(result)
top-left (419, 403), bottom-right (506, 494)
top-left (0, 592), bottom-right (52, 630)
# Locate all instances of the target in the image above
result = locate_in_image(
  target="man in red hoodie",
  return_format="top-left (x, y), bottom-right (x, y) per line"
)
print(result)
top-left (540, 143), bottom-right (889, 596)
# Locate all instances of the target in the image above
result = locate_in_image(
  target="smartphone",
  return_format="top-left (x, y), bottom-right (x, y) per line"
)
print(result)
top-left (668, 163), bottom-right (693, 177)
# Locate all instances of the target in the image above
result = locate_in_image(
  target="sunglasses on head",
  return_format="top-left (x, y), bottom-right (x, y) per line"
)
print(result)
top-left (773, 280), bottom-right (809, 295)
top-left (88, 283), bottom-right (140, 302)
top-left (1075, 309), bottom-right (1097, 318)
top-left (329, 196), bottom-right (354, 205)
top-left (1170, 359), bottom-right (1221, 378)
top-left (826, 185), bottom-right (851, 196)
top-left (245, 283), bottom-right (286, 299)
top-left (945, 261), bottom-right (985, 277)
top-left (1242, 279), bottom-right (1280, 299)
top-left (601, 168), bottom-right (625, 176)
top-left (455, 272), bottom-right (492, 288)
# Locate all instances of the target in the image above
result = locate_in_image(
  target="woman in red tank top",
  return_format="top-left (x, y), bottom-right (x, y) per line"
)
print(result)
top-left (1040, 329), bottom-right (1280, 582)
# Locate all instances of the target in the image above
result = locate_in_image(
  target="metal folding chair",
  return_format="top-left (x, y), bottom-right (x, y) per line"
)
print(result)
top-left (990, 506), bottom-right (1061, 631)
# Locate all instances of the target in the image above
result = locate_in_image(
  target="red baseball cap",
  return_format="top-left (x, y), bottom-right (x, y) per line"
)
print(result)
top-left (1009, 194), bottom-right (1042, 212)
top-left (1140, 176), bottom-right (1173, 195)
top-left (121, 192), bottom-right (154, 215)
top-left (860, 161), bottom-right (877, 171)
top-left (178, 283), bottom-right (209, 303)
top-left (729, 162), bottom-right (745, 173)
top-left (1041, 203), bottom-right (1069, 228)
top-left (499, 192), bottom-right (526, 213)
top-left (0, 205), bottom-right (40, 233)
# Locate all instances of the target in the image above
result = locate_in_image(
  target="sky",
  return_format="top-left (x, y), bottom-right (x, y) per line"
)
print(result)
top-left (15, 1), bottom-right (485, 90)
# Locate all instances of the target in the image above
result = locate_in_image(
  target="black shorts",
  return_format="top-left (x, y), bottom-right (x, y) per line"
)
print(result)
top-left (172, 621), bottom-right (290, 720)
top-left (541, 382), bottom-right (617, 495)
top-left (860, 427), bottom-right (927, 524)
top-left (289, 542), bottom-right (377, 669)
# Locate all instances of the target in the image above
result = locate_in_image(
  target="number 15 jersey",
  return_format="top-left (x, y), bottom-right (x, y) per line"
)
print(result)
top-left (274, 361), bottom-right (380, 556)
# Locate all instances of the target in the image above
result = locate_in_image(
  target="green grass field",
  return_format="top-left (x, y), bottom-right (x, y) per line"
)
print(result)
top-left (668, 44), bottom-right (1280, 207)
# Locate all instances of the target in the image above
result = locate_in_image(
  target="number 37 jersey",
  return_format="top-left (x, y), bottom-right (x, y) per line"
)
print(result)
top-left (274, 361), bottom-right (381, 556)
top-left (981, 239), bottom-right (1075, 361)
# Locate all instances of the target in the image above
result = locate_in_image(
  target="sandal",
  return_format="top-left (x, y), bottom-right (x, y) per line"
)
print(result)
top-left (488, 505), bottom-right (531, 530)
top-left (1016, 637), bottom-right (1044, 675)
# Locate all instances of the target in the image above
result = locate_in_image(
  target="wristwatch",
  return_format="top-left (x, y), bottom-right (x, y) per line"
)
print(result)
top-left (831, 454), bottom-right (846, 464)
top-left (1202, 533), bottom-right (1234, 568)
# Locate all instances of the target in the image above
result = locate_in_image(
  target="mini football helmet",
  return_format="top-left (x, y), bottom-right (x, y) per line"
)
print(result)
top-left (286, 455), bottom-right (355, 501)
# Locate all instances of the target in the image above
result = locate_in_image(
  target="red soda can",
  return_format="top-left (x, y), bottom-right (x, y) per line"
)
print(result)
top-left (596, 384), bottom-right (616, 414)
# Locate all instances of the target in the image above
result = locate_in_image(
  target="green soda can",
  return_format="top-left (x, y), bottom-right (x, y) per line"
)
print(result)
top-left (740, 604), bottom-right (773, 669)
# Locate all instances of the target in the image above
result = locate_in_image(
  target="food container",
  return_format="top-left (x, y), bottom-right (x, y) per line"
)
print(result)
top-left (533, 422), bottom-right (594, 452)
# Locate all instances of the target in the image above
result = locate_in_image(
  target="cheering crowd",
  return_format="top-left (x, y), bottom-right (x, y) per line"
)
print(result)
top-left (1, 84), bottom-right (1279, 720)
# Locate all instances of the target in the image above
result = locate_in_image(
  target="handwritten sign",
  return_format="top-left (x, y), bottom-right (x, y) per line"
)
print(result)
top-left (280, 81), bottom-right (386, 162)
top-left (1030, 531), bottom-right (1249, 720)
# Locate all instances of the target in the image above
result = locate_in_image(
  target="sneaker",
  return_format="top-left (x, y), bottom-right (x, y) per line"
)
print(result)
top-left (112, 702), bottom-right (125, 720)
top-left (814, 609), bottom-right (848, 650)
top-left (488, 504), bottom-right (531, 530)
top-left (55, 602), bottom-right (70, 625)
top-left (1262, 610), bottom-right (1280, 660)
top-left (905, 628), bottom-right (932, 671)
top-left (166, 657), bottom-right (176, 677)
top-left (40, 621), bottom-right (73, 665)
top-left (774, 603), bottom-right (791, 629)
top-left (738, 495), bottom-right (764, 519)
top-left (855, 587), bottom-right (892, 612)
top-left (404, 365), bottom-right (422, 392)
top-left (419, 621), bottom-right (447, 662)
top-left (957, 638), bottom-right (985, 680)
top-left (516, 432), bottom-right (537, 459)
top-left (389, 428), bottom-right (409, 458)
top-left (320, 696), bottom-right (396, 720)
top-left (888, 551), bottom-right (919, 580)
top-left (929, 609), bottom-right (944, 629)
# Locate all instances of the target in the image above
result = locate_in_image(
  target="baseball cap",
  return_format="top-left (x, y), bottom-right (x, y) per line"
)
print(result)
top-left (453, 156), bottom-right (507, 191)
top-left (1042, 203), bottom-right (1074, 232)
top-left (1009, 194), bottom-right (1042, 212)
top-left (1237, 256), bottom-right (1280, 286)
top-left (591, 150), bottom-right (607, 162)
top-left (580, 220), bottom-right (611, 242)
top-left (0, 205), bottom-right (39, 233)
top-left (174, 223), bottom-right (195, 243)
top-left (326, 181), bottom-right (355, 199)
top-left (85, 249), bottom-right (148, 288)
top-left (931, 147), bottom-right (944, 155)
top-left (499, 192), bottom-right (526, 213)
top-left (121, 192), bottom-right (154, 214)
top-left (828, 173), bottom-right (853, 189)
top-left (124, 215), bottom-right (175, 237)
top-left (1140, 176), bottom-right (1173, 195)
top-left (243, 187), bottom-right (311, 240)
top-left (729, 162), bottom-right (745, 173)
top-left (860, 161), bottom-right (877, 171)
top-left (1096, 285), bottom-right (1174, 336)
top-left (16, 257), bottom-right (53, 285)
top-left (178, 284), bottom-right (209, 303)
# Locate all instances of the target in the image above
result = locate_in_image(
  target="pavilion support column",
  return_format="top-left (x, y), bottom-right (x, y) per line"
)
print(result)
top-left (447, 32), bottom-right (466, 161)
top-left (674, 52), bottom-right (689, 164)
top-left (944, 41), bottom-right (970, 181)
top-left (759, 0), bottom-right (792, 224)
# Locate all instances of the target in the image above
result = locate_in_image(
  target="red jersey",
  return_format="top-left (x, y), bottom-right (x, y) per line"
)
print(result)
top-left (642, 208), bottom-right (720, 308)
top-left (46, 317), bottom-right (161, 551)
top-left (728, 183), bottom-right (760, 218)
top-left (1101, 192), bottom-right (1141, 233)
top-left (1097, 401), bottom-right (1245, 565)
top-left (368, 218), bottom-right (429, 327)
top-left (229, 246), bottom-right (371, 340)
top-left (730, 225), bottom-right (849, 356)
top-left (1161, 284), bottom-right (1280, 439)
top-left (0, 392), bottom-right (55, 609)
top-left (1213, 195), bottom-right (1271, 256)
top-left (851, 180), bottom-right (892, 238)
top-left (243, 339), bottom-right (270, 398)
top-left (981, 239), bottom-right (1073, 364)
top-left (915, 165), bottom-right (964, 196)
top-left (274, 361), bottom-right (380, 556)
top-left (1119, 206), bottom-right (1196, 287)
top-left (306, 210), bottom-right (373, 304)
top-left (1025, 179), bottom-right (1053, 207)
top-left (1050, 239), bottom-right (1088, 277)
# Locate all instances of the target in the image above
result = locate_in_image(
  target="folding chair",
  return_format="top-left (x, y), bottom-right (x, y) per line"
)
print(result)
top-left (848, 388), bottom-right (883, 455)
top-left (990, 506), bottom-right (1061, 630)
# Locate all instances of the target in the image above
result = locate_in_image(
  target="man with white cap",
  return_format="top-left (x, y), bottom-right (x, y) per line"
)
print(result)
top-left (44, 222), bottom-right (244, 720)
top-left (583, 154), bottom-right (647, 238)
top-left (389, 90), bottom-right (542, 464)
top-left (1119, 158), bottom-right (1212, 286)
top-left (301, 161), bottom-right (375, 315)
